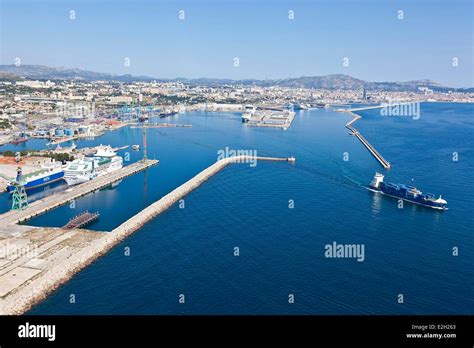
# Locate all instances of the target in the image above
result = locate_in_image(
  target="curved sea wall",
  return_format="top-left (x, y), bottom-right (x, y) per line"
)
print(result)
top-left (344, 111), bottom-right (391, 169)
top-left (1, 156), bottom-right (291, 314)
top-left (109, 155), bottom-right (291, 238)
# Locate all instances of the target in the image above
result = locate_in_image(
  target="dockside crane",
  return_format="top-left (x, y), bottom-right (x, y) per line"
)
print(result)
top-left (11, 167), bottom-right (28, 211)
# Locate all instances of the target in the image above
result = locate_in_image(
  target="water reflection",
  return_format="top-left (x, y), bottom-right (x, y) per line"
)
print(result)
top-left (370, 190), bottom-right (382, 215)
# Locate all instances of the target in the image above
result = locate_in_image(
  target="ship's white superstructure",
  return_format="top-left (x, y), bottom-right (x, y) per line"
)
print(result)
top-left (242, 105), bottom-right (256, 123)
top-left (63, 145), bottom-right (123, 186)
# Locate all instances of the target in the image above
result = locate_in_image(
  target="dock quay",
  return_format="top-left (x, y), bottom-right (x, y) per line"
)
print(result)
top-left (345, 110), bottom-right (391, 169)
top-left (48, 136), bottom-right (78, 145)
top-left (342, 105), bottom-right (385, 112)
top-left (130, 123), bottom-right (192, 129)
top-left (0, 159), bottom-right (158, 226)
top-left (107, 155), bottom-right (294, 242)
top-left (47, 133), bottom-right (106, 146)
top-left (0, 155), bottom-right (291, 314)
top-left (246, 111), bottom-right (296, 129)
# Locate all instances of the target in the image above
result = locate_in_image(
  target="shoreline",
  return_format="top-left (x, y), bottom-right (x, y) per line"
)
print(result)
top-left (0, 155), bottom-right (293, 315)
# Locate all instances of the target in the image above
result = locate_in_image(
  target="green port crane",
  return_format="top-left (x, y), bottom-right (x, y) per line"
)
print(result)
top-left (11, 166), bottom-right (28, 211)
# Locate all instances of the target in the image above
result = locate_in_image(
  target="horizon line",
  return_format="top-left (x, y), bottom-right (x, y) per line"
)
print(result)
top-left (1, 63), bottom-right (472, 89)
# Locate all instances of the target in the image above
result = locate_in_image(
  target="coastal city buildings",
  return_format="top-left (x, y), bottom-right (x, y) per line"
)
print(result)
top-left (1, 76), bottom-right (472, 145)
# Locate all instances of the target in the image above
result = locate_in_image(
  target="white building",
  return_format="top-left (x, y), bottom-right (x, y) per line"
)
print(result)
top-left (16, 80), bottom-right (55, 89)
top-left (107, 96), bottom-right (133, 104)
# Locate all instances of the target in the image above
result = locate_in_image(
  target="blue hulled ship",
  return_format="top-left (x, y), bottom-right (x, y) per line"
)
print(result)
top-left (369, 173), bottom-right (448, 210)
top-left (7, 165), bottom-right (64, 192)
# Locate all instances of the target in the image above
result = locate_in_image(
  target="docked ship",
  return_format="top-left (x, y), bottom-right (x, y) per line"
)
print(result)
top-left (369, 173), bottom-right (448, 210)
top-left (288, 102), bottom-right (309, 111)
top-left (10, 132), bottom-right (29, 145)
top-left (241, 104), bottom-right (256, 123)
top-left (159, 107), bottom-right (178, 118)
top-left (63, 145), bottom-right (123, 186)
top-left (7, 163), bottom-right (64, 192)
top-left (159, 111), bottom-right (177, 118)
top-left (315, 103), bottom-right (330, 108)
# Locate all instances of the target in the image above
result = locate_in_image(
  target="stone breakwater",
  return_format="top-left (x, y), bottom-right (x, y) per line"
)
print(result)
top-left (344, 111), bottom-right (391, 169)
top-left (108, 156), bottom-right (291, 236)
top-left (0, 156), bottom-right (292, 314)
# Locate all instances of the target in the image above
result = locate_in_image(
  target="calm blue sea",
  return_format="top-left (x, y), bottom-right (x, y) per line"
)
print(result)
top-left (5, 102), bottom-right (471, 314)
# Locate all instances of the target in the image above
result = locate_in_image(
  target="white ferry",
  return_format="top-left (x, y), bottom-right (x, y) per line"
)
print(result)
top-left (63, 145), bottom-right (123, 186)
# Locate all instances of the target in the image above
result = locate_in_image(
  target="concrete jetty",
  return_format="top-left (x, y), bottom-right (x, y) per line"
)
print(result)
top-left (0, 155), bottom-right (292, 314)
top-left (246, 111), bottom-right (296, 129)
top-left (345, 105), bottom-right (385, 112)
top-left (0, 159), bottom-right (159, 225)
top-left (49, 136), bottom-right (78, 145)
top-left (130, 123), bottom-right (192, 129)
top-left (344, 110), bottom-right (391, 169)
top-left (107, 155), bottom-right (293, 238)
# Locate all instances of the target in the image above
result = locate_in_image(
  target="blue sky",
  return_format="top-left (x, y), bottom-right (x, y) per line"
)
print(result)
top-left (0, 0), bottom-right (472, 87)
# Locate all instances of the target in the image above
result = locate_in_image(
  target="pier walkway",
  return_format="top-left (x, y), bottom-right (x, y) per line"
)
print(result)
top-left (345, 112), bottom-right (391, 169)
top-left (335, 105), bottom-right (385, 113)
top-left (0, 159), bottom-right (158, 225)
top-left (130, 123), bottom-right (192, 128)
top-left (346, 105), bottom-right (385, 112)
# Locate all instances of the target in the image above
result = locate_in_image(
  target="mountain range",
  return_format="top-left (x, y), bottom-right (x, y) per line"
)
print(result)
top-left (0, 65), bottom-right (471, 92)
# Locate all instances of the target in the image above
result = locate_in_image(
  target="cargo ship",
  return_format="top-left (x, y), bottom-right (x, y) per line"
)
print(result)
top-left (288, 102), bottom-right (310, 111)
top-left (10, 137), bottom-right (28, 145)
top-left (7, 164), bottom-right (64, 192)
top-left (159, 107), bottom-right (178, 118)
top-left (369, 172), bottom-right (448, 210)
top-left (159, 111), bottom-right (177, 118)
top-left (10, 132), bottom-right (29, 145)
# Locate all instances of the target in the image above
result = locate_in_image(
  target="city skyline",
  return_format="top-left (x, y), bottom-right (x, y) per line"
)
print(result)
top-left (2, 64), bottom-right (472, 89)
top-left (1, 0), bottom-right (472, 87)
